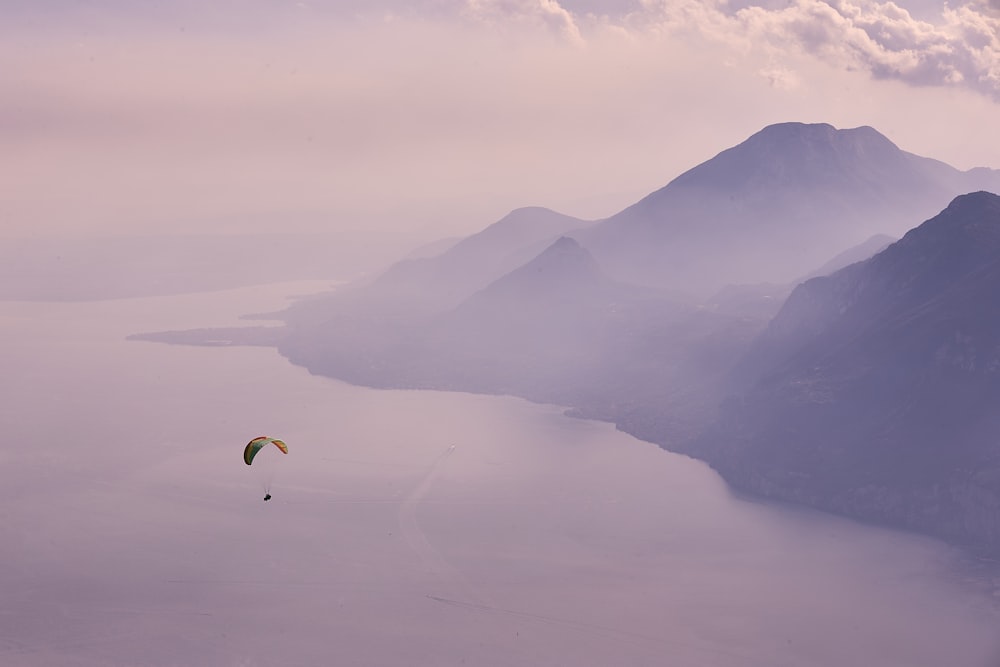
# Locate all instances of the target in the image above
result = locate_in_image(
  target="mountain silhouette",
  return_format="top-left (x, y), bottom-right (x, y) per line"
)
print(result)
top-left (704, 192), bottom-right (1000, 552)
top-left (576, 122), bottom-right (1000, 294)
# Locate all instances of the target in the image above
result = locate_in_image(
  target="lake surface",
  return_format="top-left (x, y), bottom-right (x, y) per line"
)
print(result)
top-left (3, 282), bottom-right (999, 666)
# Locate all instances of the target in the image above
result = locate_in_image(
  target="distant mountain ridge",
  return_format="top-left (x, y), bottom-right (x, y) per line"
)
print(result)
top-left (355, 206), bottom-right (590, 311)
top-left (277, 205), bottom-right (592, 336)
top-left (575, 122), bottom-right (1000, 293)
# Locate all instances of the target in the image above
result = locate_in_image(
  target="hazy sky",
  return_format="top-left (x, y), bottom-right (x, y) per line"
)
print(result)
top-left (4, 0), bottom-right (1000, 241)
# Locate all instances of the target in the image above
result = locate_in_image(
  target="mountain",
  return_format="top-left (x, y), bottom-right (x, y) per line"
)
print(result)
top-left (434, 236), bottom-right (650, 373)
top-left (282, 236), bottom-right (641, 397)
top-left (414, 236), bottom-right (638, 399)
top-left (401, 235), bottom-right (462, 260)
top-left (575, 123), bottom-right (1000, 294)
top-left (361, 207), bottom-right (590, 306)
top-left (277, 235), bottom-right (764, 439)
top-left (275, 206), bottom-right (593, 338)
top-left (802, 233), bottom-right (896, 280)
top-left (702, 192), bottom-right (1000, 553)
top-left (703, 234), bottom-right (897, 320)
top-left (381, 206), bottom-right (593, 303)
top-left (454, 235), bottom-right (620, 312)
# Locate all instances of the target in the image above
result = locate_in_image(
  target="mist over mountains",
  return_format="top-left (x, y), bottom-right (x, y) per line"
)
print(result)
top-left (291, 122), bottom-right (1000, 320)
top-left (138, 122), bottom-right (1000, 555)
top-left (0, 233), bottom-right (405, 301)
top-left (356, 207), bottom-right (591, 313)
top-left (280, 235), bottom-right (760, 436)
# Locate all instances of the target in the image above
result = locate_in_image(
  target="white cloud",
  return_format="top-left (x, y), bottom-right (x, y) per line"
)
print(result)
top-left (614, 1), bottom-right (1000, 100)
top-left (462, 0), bottom-right (584, 43)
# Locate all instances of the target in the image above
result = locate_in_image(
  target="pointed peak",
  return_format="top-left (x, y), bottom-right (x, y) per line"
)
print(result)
top-left (520, 235), bottom-right (597, 274)
top-left (540, 236), bottom-right (583, 253)
top-left (496, 236), bottom-right (604, 280)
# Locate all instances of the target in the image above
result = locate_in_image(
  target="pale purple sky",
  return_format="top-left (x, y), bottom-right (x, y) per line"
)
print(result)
top-left (3, 0), bottom-right (1000, 241)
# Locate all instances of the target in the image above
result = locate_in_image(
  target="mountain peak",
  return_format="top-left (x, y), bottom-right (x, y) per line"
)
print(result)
top-left (891, 190), bottom-right (1000, 252)
top-left (538, 235), bottom-right (583, 255)
top-left (579, 121), bottom-right (1000, 293)
top-left (454, 206), bottom-right (591, 259)
top-left (751, 122), bottom-right (894, 147)
top-left (509, 235), bottom-right (600, 282)
top-left (500, 205), bottom-right (563, 220)
top-left (465, 235), bottom-right (609, 309)
top-left (750, 121), bottom-right (836, 144)
top-left (938, 190), bottom-right (1000, 217)
top-left (717, 190), bottom-right (1000, 553)
top-left (766, 191), bottom-right (1000, 345)
top-left (872, 191), bottom-right (1000, 287)
top-left (486, 207), bottom-right (589, 236)
top-left (669, 122), bottom-right (903, 191)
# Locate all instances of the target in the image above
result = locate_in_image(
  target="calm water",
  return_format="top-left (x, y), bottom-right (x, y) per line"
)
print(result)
top-left (2, 282), bottom-right (998, 667)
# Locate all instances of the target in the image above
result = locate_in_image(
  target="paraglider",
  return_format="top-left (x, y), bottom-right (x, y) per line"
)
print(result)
top-left (244, 436), bottom-right (288, 500)
top-left (244, 436), bottom-right (288, 465)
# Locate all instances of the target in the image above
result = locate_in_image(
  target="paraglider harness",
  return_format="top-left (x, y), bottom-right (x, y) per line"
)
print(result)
top-left (264, 493), bottom-right (272, 502)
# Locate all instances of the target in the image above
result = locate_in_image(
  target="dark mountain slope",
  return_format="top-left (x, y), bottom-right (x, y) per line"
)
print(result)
top-left (703, 192), bottom-right (1000, 553)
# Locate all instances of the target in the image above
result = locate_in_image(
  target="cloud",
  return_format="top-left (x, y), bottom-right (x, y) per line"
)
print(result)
top-left (3, 0), bottom-right (1000, 240)
top-left (7, 1), bottom-right (996, 100)
top-left (462, 0), bottom-right (584, 43)
top-left (751, 2), bottom-right (1000, 96)
top-left (619, 1), bottom-right (1000, 100)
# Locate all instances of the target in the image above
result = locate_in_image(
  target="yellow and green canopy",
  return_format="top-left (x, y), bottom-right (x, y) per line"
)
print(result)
top-left (243, 436), bottom-right (288, 465)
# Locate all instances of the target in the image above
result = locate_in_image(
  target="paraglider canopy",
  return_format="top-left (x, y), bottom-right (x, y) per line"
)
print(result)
top-left (244, 436), bottom-right (288, 465)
